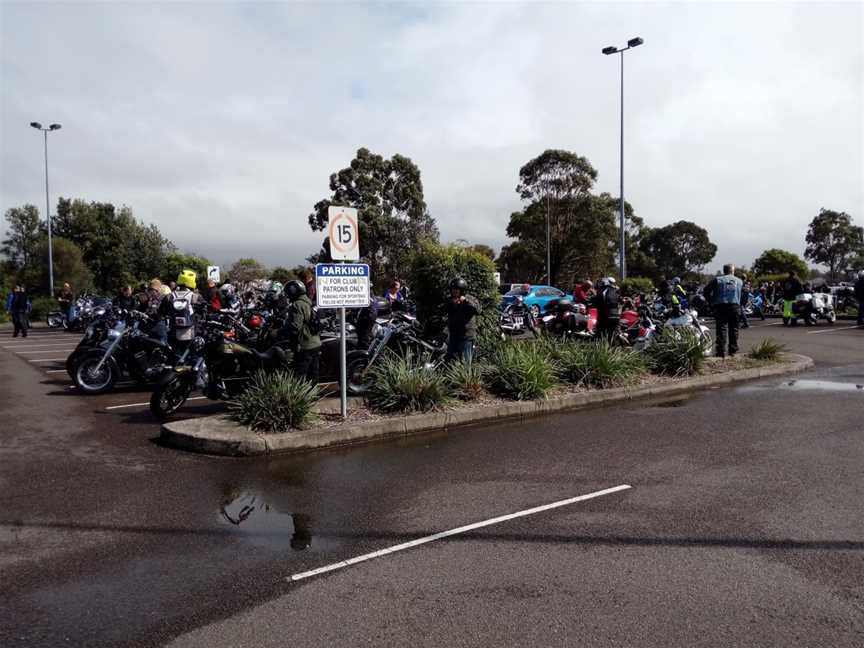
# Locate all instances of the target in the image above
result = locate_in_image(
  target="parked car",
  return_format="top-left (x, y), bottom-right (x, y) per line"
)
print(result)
top-left (500, 285), bottom-right (573, 317)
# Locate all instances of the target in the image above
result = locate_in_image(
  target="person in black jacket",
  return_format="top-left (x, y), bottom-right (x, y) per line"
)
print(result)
top-left (591, 277), bottom-right (621, 342)
top-left (781, 272), bottom-right (804, 325)
top-left (854, 271), bottom-right (864, 326)
top-left (10, 285), bottom-right (31, 338)
top-left (113, 285), bottom-right (136, 312)
top-left (445, 277), bottom-right (480, 363)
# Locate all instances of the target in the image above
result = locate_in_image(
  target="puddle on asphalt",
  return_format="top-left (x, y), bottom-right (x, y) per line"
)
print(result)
top-left (219, 491), bottom-right (314, 551)
top-left (738, 379), bottom-right (864, 394)
top-left (625, 395), bottom-right (693, 411)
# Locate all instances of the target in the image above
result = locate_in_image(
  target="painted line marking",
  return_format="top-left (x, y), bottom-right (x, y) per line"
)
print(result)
top-left (28, 358), bottom-right (66, 362)
top-left (288, 484), bottom-right (632, 582)
top-left (807, 325), bottom-right (864, 335)
top-left (3, 343), bottom-right (83, 349)
top-left (105, 396), bottom-right (208, 411)
top-left (16, 349), bottom-right (77, 354)
top-left (45, 369), bottom-right (67, 373)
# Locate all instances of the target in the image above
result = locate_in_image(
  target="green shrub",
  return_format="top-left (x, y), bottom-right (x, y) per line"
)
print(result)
top-left (556, 342), bottom-right (646, 388)
top-left (29, 296), bottom-right (57, 322)
top-left (228, 370), bottom-right (319, 432)
top-left (747, 339), bottom-right (787, 362)
top-left (405, 240), bottom-right (500, 324)
top-left (619, 277), bottom-right (654, 297)
top-left (444, 360), bottom-right (486, 401)
top-left (484, 340), bottom-right (557, 400)
top-left (365, 351), bottom-right (451, 413)
top-left (644, 327), bottom-right (706, 376)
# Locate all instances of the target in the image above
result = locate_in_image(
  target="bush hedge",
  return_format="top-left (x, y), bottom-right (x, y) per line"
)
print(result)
top-left (484, 340), bottom-right (557, 400)
top-left (365, 351), bottom-right (451, 413)
top-left (644, 327), bottom-right (706, 376)
top-left (555, 342), bottom-right (646, 389)
top-left (444, 360), bottom-right (486, 401)
top-left (405, 241), bottom-right (500, 324)
top-left (619, 277), bottom-right (654, 297)
top-left (228, 370), bottom-right (319, 432)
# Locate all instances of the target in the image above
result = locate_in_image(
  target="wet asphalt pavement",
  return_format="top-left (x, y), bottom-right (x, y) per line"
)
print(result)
top-left (1, 322), bottom-right (862, 647)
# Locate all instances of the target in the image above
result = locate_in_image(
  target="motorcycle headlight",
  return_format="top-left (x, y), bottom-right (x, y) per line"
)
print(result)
top-left (108, 328), bottom-right (122, 340)
top-left (94, 308), bottom-right (105, 316)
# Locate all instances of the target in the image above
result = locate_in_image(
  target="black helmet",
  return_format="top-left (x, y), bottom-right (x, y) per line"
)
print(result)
top-left (284, 280), bottom-right (306, 301)
top-left (449, 277), bottom-right (468, 292)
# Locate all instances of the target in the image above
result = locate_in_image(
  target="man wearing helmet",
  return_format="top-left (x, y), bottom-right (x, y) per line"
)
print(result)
top-left (854, 270), bottom-right (864, 326)
top-left (445, 277), bottom-right (480, 363)
top-left (283, 279), bottom-right (321, 383)
top-left (160, 270), bottom-right (202, 347)
top-left (591, 277), bottom-right (620, 342)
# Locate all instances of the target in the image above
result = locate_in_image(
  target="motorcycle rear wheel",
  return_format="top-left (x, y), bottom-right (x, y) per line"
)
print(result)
top-left (346, 354), bottom-right (371, 395)
top-left (150, 376), bottom-right (193, 421)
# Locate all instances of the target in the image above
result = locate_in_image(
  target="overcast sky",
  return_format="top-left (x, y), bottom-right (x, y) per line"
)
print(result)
top-left (2, 1), bottom-right (862, 274)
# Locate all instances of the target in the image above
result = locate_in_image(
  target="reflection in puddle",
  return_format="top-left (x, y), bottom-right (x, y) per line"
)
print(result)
top-left (780, 380), bottom-right (864, 393)
top-left (219, 491), bottom-right (313, 551)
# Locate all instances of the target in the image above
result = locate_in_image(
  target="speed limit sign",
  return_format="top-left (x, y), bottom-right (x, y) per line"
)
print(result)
top-left (327, 206), bottom-right (360, 261)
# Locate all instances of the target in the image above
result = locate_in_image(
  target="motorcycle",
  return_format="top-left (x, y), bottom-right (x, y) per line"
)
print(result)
top-left (149, 319), bottom-right (292, 420)
top-left (345, 311), bottom-right (446, 395)
top-left (72, 311), bottom-right (180, 394)
top-left (65, 309), bottom-right (129, 379)
top-left (499, 296), bottom-right (539, 337)
top-left (791, 292), bottom-right (836, 326)
top-left (663, 307), bottom-right (714, 355)
top-left (47, 295), bottom-right (111, 331)
top-left (743, 293), bottom-right (766, 320)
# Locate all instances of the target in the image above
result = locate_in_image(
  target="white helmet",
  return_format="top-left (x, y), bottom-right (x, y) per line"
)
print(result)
top-left (220, 283), bottom-right (236, 298)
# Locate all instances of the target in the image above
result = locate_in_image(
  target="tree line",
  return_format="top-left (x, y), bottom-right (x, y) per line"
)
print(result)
top-left (4, 146), bottom-right (862, 297)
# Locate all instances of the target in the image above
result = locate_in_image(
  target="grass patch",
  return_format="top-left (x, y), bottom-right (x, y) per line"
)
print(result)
top-left (747, 338), bottom-right (787, 362)
top-left (556, 342), bottom-right (646, 389)
top-left (644, 327), bottom-right (706, 377)
top-left (365, 351), bottom-right (451, 414)
top-left (228, 370), bottom-right (319, 432)
top-left (444, 360), bottom-right (486, 401)
top-left (484, 340), bottom-right (557, 400)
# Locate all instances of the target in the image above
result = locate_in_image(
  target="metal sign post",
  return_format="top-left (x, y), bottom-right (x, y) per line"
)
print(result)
top-left (315, 263), bottom-right (369, 420)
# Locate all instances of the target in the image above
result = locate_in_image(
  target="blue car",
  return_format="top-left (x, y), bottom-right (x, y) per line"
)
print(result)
top-left (501, 285), bottom-right (573, 316)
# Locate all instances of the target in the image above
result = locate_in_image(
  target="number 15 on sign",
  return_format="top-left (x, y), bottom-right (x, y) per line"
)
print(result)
top-left (328, 206), bottom-right (360, 261)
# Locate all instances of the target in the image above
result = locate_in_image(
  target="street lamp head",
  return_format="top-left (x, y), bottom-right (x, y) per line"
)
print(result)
top-left (602, 46), bottom-right (618, 55)
top-left (627, 37), bottom-right (644, 48)
top-left (49, 123), bottom-right (62, 130)
top-left (30, 121), bottom-right (42, 129)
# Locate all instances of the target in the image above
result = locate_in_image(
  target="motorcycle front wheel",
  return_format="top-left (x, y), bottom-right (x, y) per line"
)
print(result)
top-left (346, 353), bottom-right (371, 395)
top-left (150, 375), bottom-right (193, 421)
top-left (74, 353), bottom-right (118, 394)
top-left (46, 312), bottom-right (64, 329)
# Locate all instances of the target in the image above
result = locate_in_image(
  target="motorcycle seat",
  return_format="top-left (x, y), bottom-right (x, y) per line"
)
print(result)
top-left (251, 346), bottom-right (288, 368)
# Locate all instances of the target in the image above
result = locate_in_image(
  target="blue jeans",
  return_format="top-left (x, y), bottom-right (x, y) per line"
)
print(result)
top-left (447, 337), bottom-right (474, 364)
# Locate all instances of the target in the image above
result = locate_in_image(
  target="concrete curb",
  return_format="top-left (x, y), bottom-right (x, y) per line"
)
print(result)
top-left (160, 353), bottom-right (814, 457)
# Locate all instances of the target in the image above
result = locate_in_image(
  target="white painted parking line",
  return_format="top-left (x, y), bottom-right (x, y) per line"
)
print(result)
top-left (3, 340), bottom-right (82, 351)
top-left (45, 369), bottom-right (67, 373)
top-left (28, 358), bottom-right (65, 362)
top-left (807, 325), bottom-right (864, 335)
top-left (16, 349), bottom-right (78, 354)
top-left (105, 396), bottom-right (208, 411)
top-left (288, 484), bottom-right (633, 582)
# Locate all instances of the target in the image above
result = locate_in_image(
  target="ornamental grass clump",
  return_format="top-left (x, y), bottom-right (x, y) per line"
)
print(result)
top-left (228, 370), bottom-right (319, 432)
top-left (365, 351), bottom-right (451, 414)
top-left (484, 340), bottom-right (557, 400)
top-left (444, 360), bottom-right (486, 401)
top-left (556, 342), bottom-right (646, 389)
top-left (644, 327), bottom-right (706, 376)
top-left (747, 338), bottom-right (787, 362)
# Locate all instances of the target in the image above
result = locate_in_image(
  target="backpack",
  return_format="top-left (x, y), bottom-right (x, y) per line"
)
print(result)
top-left (169, 289), bottom-right (195, 330)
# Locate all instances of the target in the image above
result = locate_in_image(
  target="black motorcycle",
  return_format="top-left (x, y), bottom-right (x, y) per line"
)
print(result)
top-left (72, 311), bottom-right (179, 394)
top-left (48, 295), bottom-right (111, 331)
top-left (499, 295), bottom-right (539, 337)
top-left (345, 311), bottom-right (446, 395)
top-left (149, 319), bottom-right (290, 420)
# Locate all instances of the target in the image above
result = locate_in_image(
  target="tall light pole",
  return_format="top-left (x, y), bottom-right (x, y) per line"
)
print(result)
top-left (602, 37), bottom-right (643, 281)
top-left (30, 121), bottom-right (62, 296)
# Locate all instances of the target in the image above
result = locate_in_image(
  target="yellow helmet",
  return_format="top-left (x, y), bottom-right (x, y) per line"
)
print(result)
top-left (177, 269), bottom-right (197, 290)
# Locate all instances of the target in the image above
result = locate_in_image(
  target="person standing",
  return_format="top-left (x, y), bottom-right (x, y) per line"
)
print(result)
top-left (854, 271), bottom-right (864, 326)
top-left (57, 282), bottom-right (74, 321)
top-left (160, 270), bottom-right (202, 347)
top-left (739, 281), bottom-right (752, 329)
top-left (113, 285), bottom-right (136, 312)
top-left (704, 264), bottom-right (743, 358)
top-left (591, 277), bottom-right (621, 342)
top-left (445, 277), bottom-right (480, 363)
top-left (10, 286), bottom-right (32, 338)
top-left (572, 279), bottom-right (592, 305)
top-left (300, 269), bottom-right (316, 304)
top-left (781, 272), bottom-right (804, 325)
top-left (383, 280), bottom-right (404, 307)
top-left (283, 280), bottom-right (321, 383)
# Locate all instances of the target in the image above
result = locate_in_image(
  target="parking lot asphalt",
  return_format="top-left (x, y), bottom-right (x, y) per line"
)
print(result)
top-left (0, 322), bottom-right (862, 647)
